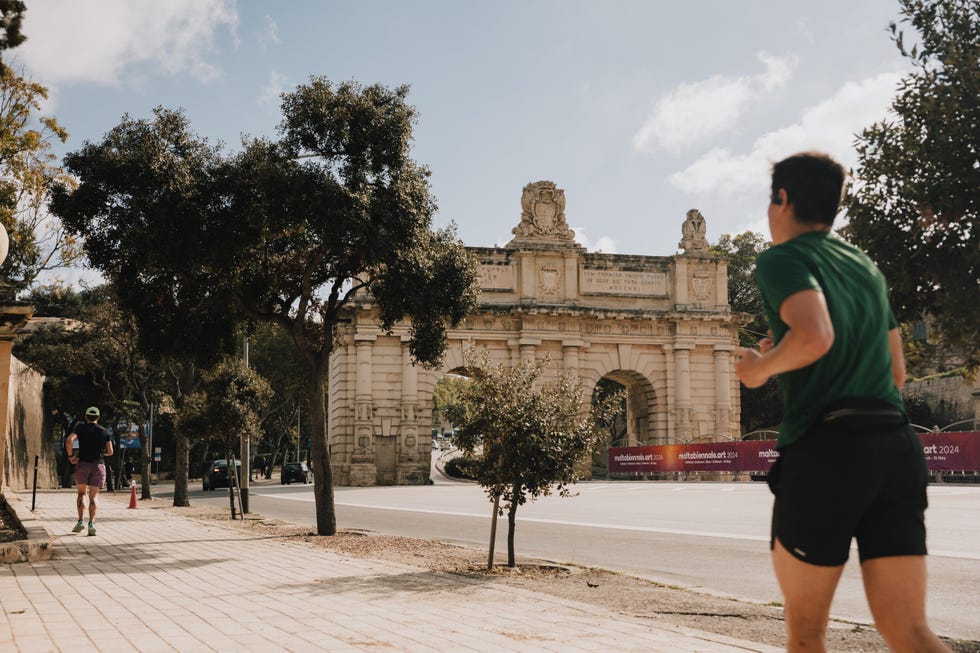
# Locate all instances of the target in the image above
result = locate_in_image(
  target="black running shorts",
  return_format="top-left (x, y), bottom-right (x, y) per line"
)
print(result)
top-left (768, 421), bottom-right (928, 566)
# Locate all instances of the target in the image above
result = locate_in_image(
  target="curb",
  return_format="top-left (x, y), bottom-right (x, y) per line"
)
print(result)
top-left (0, 489), bottom-right (55, 563)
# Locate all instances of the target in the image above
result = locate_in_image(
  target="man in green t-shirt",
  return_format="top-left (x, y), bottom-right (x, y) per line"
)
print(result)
top-left (735, 152), bottom-right (949, 653)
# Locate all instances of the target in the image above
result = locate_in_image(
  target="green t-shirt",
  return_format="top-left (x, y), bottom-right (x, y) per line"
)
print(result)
top-left (755, 231), bottom-right (904, 448)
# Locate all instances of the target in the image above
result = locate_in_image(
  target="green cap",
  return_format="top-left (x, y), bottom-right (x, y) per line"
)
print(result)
top-left (85, 406), bottom-right (100, 417)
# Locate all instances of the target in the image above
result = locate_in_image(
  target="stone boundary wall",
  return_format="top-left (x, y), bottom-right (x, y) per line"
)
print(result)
top-left (905, 375), bottom-right (979, 426)
top-left (2, 357), bottom-right (56, 491)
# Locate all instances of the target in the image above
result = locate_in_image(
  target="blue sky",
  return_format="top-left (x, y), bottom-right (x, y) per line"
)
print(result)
top-left (18, 0), bottom-right (909, 285)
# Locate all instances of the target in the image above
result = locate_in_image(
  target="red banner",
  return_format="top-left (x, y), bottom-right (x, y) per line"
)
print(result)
top-left (608, 441), bottom-right (779, 474)
top-left (918, 432), bottom-right (980, 471)
top-left (608, 431), bottom-right (980, 475)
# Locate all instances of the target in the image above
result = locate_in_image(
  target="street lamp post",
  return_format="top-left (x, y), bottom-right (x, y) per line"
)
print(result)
top-left (240, 337), bottom-right (250, 513)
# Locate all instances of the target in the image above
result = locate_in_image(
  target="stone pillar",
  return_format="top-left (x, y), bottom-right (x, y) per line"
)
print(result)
top-left (674, 342), bottom-right (694, 438)
top-left (562, 340), bottom-right (583, 375)
top-left (661, 344), bottom-right (674, 442)
top-left (713, 345), bottom-right (734, 437)
top-left (519, 338), bottom-right (539, 364)
top-left (715, 259), bottom-right (729, 309)
top-left (350, 334), bottom-right (377, 486)
top-left (563, 251), bottom-right (579, 299)
top-left (674, 258), bottom-right (689, 305)
top-left (397, 342), bottom-right (427, 484)
top-left (507, 339), bottom-right (521, 368)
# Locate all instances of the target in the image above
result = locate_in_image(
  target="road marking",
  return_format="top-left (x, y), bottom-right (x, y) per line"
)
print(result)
top-left (259, 493), bottom-right (980, 560)
top-left (267, 493), bottom-right (770, 542)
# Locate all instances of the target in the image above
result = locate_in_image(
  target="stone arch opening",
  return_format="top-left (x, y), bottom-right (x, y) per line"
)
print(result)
top-left (591, 370), bottom-right (656, 475)
top-left (430, 368), bottom-right (472, 441)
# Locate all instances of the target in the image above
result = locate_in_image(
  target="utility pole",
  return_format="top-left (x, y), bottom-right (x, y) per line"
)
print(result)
top-left (240, 337), bottom-right (250, 513)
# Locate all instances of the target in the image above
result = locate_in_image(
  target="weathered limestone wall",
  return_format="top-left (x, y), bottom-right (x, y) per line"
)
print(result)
top-left (2, 357), bottom-right (55, 491)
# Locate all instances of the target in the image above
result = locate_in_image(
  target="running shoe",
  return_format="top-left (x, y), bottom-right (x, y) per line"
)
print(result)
top-left (71, 520), bottom-right (85, 533)
top-left (87, 523), bottom-right (96, 537)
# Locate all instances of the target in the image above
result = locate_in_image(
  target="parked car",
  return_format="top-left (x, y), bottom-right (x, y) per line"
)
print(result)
top-left (202, 459), bottom-right (241, 491)
top-left (281, 461), bottom-right (310, 485)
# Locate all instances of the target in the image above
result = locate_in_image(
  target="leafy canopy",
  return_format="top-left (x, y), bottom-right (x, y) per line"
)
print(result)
top-left (50, 107), bottom-right (238, 367)
top-left (844, 0), bottom-right (979, 371)
top-left (222, 78), bottom-right (479, 367)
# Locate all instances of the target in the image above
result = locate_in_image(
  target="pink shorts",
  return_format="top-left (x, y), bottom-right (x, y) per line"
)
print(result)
top-left (75, 461), bottom-right (106, 489)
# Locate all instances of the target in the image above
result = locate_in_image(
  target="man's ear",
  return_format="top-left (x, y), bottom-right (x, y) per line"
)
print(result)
top-left (772, 188), bottom-right (787, 206)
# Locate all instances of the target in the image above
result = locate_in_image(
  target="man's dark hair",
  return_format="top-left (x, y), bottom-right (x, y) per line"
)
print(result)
top-left (771, 152), bottom-right (846, 226)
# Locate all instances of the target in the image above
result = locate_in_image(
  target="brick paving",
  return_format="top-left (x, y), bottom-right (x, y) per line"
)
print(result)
top-left (1, 488), bottom-right (781, 653)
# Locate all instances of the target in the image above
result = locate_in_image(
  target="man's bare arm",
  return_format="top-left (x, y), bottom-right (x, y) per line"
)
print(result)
top-left (735, 289), bottom-right (835, 388)
top-left (888, 327), bottom-right (906, 390)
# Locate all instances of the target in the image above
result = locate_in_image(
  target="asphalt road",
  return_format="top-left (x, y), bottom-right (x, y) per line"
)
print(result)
top-left (175, 473), bottom-right (980, 642)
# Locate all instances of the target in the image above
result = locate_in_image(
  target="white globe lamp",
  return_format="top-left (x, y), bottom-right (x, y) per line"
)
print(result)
top-left (0, 222), bottom-right (8, 266)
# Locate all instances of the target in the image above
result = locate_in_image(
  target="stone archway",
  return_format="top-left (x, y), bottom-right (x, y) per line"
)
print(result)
top-left (596, 369), bottom-right (657, 445)
top-left (590, 370), bottom-right (658, 476)
top-left (328, 181), bottom-right (740, 486)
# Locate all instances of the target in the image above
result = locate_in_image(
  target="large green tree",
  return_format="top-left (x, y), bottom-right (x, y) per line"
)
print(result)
top-left (445, 349), bottom-right (620, 568)
top-left (52, 81), bottom-right (478, 533)
top-left (844, 0), bottom-right (979, 372)
top-left (50, 108), bottom-right (239, 507)
top-left (216, 78), bottom-right (478, 535)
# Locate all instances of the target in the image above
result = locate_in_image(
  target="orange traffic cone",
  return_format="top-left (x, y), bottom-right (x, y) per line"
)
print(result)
top-left (128, 483), bottom-right (138, 509)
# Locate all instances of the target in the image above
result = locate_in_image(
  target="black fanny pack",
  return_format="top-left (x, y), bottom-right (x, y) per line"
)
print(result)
top-left (817, 397), bottom-right (906, 431)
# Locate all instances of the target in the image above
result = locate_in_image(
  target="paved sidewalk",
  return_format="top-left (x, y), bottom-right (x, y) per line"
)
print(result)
top-left (1, 488), bottom-right (782, 653)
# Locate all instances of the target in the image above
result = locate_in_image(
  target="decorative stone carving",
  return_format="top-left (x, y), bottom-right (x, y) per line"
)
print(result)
top-left (354, 401), bottom-right (373, 421)
top-left (690, 273), bottom-right (713, 301)
top-left (400, 403), bottom-right (417, 421)
top-left (508, 181), bottom-right (578, 247)
top-left (538, 266), bottom-right (561, 296)
top-left (678, 209), bottom-right (709, 252)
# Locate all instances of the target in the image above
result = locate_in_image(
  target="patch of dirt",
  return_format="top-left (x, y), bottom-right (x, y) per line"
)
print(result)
top-left (171, 505), bottom-right (979, 653)
top-left (0, 500), bottom-right (27, 544)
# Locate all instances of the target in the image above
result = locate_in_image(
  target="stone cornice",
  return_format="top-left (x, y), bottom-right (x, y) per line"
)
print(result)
top-left (0, 305), bottom-right (34, 341)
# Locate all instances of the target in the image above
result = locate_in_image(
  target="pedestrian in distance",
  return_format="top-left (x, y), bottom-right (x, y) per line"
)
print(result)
top-left (65, 406), bottom-right (113, 537)
top-left (734, 152), bottom-right (950, 653)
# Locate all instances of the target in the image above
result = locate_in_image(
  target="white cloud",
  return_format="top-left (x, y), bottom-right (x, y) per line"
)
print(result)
top-left (257, 15), bottom-right (280, 45)
top-left (632, 52), bottom-right (796, 155)
top-left (18, 0), bottom-right (239, 87)
top-left (258, 71), bottom-right (288, 111)
top-left (668, 72), bottom-right (902, 199)
top-left (572, 227), bottom-right (617, 253)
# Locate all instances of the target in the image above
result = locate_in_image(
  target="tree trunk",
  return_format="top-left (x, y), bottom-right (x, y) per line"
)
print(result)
top-left (487, 492), bottom-right (501, 570)
top-left (308, 359), bottom-right (336, 535)
top-left (172, 430), bottom-right (190, 506)
top-left (506, 492), bottom-right (519, 568)
top-left (138, 423), bottom-right (152, 500)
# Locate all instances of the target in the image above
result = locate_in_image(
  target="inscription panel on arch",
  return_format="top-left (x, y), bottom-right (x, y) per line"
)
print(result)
top-left (478, 263), bottom-right (515, 291)
top-left (580, 269), bottom-right (668, 297)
